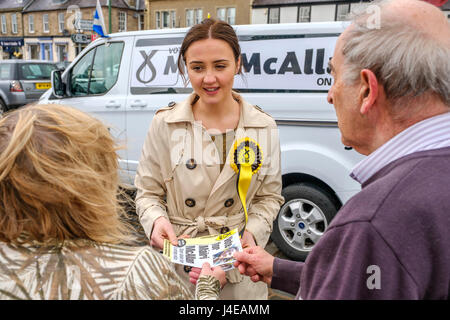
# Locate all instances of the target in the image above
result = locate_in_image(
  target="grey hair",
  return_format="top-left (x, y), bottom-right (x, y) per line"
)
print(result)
top-left (342, 0), bottom-right (450, 108)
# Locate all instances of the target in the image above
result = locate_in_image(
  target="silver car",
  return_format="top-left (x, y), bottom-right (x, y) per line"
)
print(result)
top-left (0, 60), bottom-right (57, 115)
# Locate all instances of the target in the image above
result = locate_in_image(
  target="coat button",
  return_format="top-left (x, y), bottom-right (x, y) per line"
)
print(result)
top-left (224, 198), bottom-right (234, 207)
top-left (220, 227), bottom-right (230, 234)
top-left (184, 266), bottom-right (192, 273)
top-left (186, 158), bottom-right (197, 170)
top-left (185, 198), bottom-right (196, 207)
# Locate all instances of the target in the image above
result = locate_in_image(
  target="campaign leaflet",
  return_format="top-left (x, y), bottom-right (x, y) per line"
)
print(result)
top-left (163, 228), bottom-right (243, 271)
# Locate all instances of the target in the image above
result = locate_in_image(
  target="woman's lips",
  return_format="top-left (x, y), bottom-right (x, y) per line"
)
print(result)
top-left (204, 87), bottom-right (220, 95)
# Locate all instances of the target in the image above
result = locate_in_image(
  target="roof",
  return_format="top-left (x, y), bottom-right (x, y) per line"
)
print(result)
top-left (252, 0), bottom-right (450, 10)
top-left (0, 0), bottom-right (33, 11)
top-left (23, 0), bottom-right (143, 12)
top-left (252, 0), bottom-right (370, 6)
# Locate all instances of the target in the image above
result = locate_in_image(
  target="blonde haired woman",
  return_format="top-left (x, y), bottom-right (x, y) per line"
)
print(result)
top-left (0, 104), bottom-right (224, 300)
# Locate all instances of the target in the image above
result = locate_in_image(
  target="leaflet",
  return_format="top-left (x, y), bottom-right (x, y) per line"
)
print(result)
top-left (163, 228), bottom-right (242, 271)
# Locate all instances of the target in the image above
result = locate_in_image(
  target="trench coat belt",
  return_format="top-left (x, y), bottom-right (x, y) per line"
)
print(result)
top-left (169, 214), bottom-right (245, 237)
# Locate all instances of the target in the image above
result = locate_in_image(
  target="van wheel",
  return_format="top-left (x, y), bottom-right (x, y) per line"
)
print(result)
top-left (271, 183), bottom-right (338, 261)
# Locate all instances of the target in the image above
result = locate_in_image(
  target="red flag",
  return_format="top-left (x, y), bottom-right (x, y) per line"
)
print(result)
top-left (422, 0), bottom-right (448, 7)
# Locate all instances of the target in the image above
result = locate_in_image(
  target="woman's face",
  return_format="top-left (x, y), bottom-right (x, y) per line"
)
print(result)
top-left (185, 38), bottom-right (240, 106)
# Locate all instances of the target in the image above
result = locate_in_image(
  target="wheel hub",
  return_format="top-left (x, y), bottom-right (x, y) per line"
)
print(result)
top-left (277, 198), bottom-right (327, 253)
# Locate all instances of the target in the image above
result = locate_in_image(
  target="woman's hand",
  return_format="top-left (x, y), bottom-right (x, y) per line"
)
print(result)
top-left (240, 230), bottom-right (257, 249)
top-left (151, 216), bottom-right (178, 249)
top-left (190, 263), bottom-right (227, 288)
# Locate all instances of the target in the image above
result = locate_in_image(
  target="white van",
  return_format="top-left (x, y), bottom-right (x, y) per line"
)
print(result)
top-left (40, 22), bottom-right (365, 261)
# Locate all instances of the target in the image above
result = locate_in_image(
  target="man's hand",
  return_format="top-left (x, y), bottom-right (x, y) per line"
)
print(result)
top-left (233, 246), bottom-right (274, 286)
top-left (189, 263), bottom-right (227, 288)
top-left (241, 230), bottom-right (257, 248)
top-left (150, 216), bottom-right (178, 249)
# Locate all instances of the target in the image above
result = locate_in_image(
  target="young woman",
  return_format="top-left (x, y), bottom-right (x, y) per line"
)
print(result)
top-left (0, 104), bottom-right (224, 300)
top-left (135, 19), bottom-right (284, 300)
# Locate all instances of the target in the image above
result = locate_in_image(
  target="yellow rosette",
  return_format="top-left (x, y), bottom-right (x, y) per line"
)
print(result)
top-left (230, 137), bottom-right (263, 237)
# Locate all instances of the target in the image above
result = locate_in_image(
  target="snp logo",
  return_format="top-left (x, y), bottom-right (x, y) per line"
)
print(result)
top-left (366, 265), bottom-right (381, 290)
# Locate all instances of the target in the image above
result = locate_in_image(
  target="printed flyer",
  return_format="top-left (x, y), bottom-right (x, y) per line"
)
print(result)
top-left (163, 228), bottom-right (243, 271)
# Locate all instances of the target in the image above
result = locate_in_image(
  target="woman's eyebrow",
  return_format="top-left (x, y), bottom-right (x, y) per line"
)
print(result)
top-left (188, 59), bottom-right (230, 64)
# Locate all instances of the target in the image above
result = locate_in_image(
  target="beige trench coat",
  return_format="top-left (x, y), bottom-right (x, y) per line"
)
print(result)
top-left (135, 92), bottom-right (284, 299)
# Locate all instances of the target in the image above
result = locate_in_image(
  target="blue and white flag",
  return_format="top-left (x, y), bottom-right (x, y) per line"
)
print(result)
top-left (93, 0), bottom-right (108, 37)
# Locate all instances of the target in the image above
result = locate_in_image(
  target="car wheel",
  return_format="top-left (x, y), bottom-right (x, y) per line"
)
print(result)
top-left (271, 183), bottom-right (338, 261)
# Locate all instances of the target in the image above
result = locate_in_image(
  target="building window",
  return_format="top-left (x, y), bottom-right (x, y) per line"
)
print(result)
top-left (43, 14), bottom-right (49, 32)
top-left (155, 11), bottom-right (160, 29)
top-left (57, 44), bottom-right (67, 62)
top-left (28, 44), bottom-right (39, 60)
top-left (11, 14), bottom-right (18, 34)
top-left (162, 11), bottom-right (170, 28)
top-left (138, 14), bottom-right (145, 30)
top-left (217, 8), bottom-right (226, 22)
top-left (268, 7), bottom-right (280, 24)
top-left (119, 12), bottom-right (127, 32)
top-left (298, 6), bottom-right (311, 23)
top-left (186, 9), bottom-right (193, 27)
top-left (217, 7), bottom-right (236, 24)
top-left (186, 9), bottom-right (201, 27)
top-left (1, 15), bottom-right (6, 34)
top-left (29, 14), bottom-right (34, 33)
top-left (195, 9), bottom-right (203, 24)
top-left (171, 10), bottom-right (176, 28)
top-left (227, 8), bottom-right (235, 25)
top-left (156, 10), bottom-right (175, 29)
top-left (336, 3), bottom-right (350, 21)
top-left (58, 13), bottom-right (65, 33)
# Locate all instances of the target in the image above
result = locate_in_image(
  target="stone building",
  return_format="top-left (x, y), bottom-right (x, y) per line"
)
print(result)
top-left (145, 0), bottom-right (253, 29)
top-left (251, 0), bottom-right (450, 24)
top-left (0, 0), bottom-right (144, 61)
top-left (0, 0), bottom-right (32, 60)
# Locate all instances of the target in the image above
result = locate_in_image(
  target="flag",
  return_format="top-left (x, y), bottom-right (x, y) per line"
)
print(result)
top-left (93, 0), bottom-right (108, 37)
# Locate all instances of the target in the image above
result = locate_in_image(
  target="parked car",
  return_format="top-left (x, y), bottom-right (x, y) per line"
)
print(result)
top-left (0, 60), bottom-right (57, 114)
top-left (42, 22), bottom-right (365, 261)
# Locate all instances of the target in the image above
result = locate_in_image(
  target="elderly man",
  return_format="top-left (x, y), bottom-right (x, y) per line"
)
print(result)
top-left (234, 0), bottom-right (450, 299)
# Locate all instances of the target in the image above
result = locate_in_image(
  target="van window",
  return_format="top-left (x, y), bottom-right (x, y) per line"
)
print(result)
top-left (70, 42), bottom-right (124, 96)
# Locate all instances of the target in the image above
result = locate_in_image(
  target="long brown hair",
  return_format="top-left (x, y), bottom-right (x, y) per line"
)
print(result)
top-left (177, 18), bottom-right (242, 85)
top-left (0, 104), bottom-right (131, 244)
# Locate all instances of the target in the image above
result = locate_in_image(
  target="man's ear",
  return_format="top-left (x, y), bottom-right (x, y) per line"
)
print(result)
top-left (359, 69), bottom-right (379, 115)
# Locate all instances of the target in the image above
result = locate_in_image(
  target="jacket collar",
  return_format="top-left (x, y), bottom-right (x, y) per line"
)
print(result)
top-left (164, 91), bottom-right (271, 128)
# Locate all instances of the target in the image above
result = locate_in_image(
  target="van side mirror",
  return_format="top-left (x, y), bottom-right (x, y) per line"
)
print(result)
top-left (51, 70), bottom-right (65, 98)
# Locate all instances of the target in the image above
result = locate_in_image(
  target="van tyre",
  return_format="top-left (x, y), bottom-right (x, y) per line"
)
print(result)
top-left (271, 183), bottom-right (338, 261)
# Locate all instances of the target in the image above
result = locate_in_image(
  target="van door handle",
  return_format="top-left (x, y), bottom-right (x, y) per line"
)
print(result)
top-left (130, 100), bottom-right (147, 108)
top-left (105, 101), bottom-right (121, 109)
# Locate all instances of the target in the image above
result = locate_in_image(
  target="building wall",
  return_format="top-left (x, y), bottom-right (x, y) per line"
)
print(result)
top-left (19, 6), bottom-right (141, 62)
top-left (0, 10), bottom-right (25, 59)
top-left (146, 0), bottom-right (252, 29)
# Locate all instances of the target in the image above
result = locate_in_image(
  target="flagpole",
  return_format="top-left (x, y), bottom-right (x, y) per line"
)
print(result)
top-left (109, 0), bottom-right (112, 33)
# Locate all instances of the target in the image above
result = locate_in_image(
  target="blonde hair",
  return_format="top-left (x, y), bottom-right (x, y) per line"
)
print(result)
top-left (0, 104), bottom-right (131, 244)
